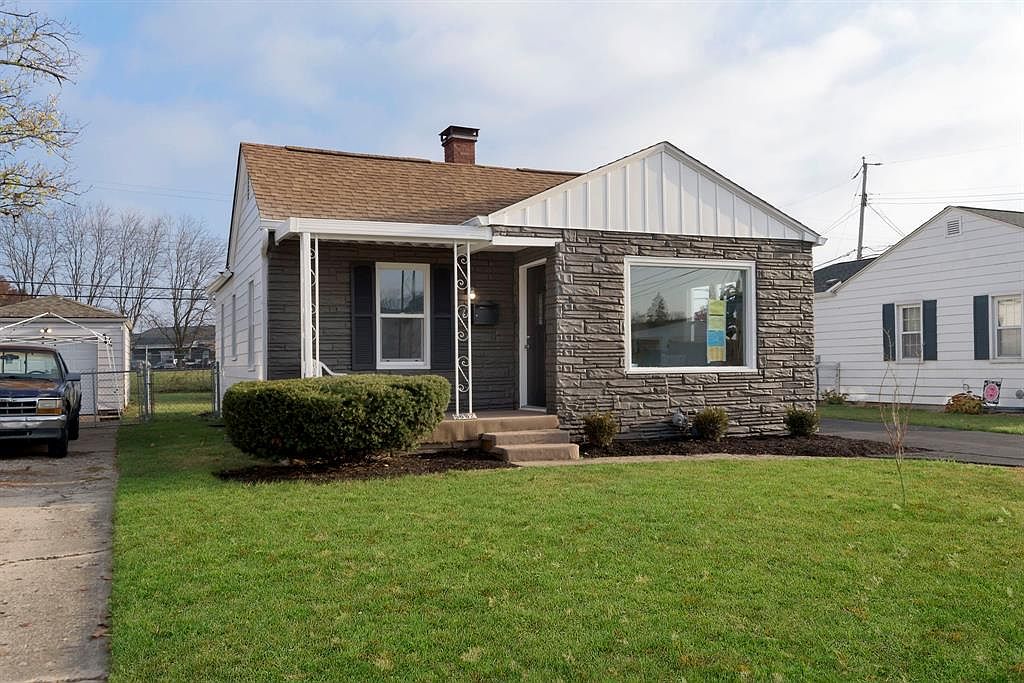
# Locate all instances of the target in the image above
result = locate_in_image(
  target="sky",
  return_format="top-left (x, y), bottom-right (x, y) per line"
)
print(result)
top-left (38, 0), bottom-right (1024, 266)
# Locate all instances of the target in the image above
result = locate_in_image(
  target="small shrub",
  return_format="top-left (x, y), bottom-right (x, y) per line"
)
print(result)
top-left (785, 406), bottom-right (820, 437)
top-left (945, 392), bottom-right (983, 415)
top-left (583, 412), bottom-right (618, 448)
top-left (222, 374), bottom-right (451, 461)
top-left (821, 389), bottom-right (848, 405)
top-left (692, 407), bottom-right (729, 442)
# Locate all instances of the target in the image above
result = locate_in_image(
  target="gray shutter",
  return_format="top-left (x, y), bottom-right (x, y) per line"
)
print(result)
top-left (351, 263), bottom-right (375, 371)
top-left (973, 295), bottom-right (990, 360)
top-left (882, 303), bottom-right (896, 361)
top-left (431, 264), bottom-right (453, 371)
top-left (922, 299), bottom-right (937, 361)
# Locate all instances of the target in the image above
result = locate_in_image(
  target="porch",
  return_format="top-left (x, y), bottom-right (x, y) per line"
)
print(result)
top-left (271, 218), bottom-right (558, 418)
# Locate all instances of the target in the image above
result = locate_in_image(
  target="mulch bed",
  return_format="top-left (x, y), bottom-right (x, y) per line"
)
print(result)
top-left (582, 434), bottom-right (926, 459)
top-left (216, 449), bottom-right (514, 484)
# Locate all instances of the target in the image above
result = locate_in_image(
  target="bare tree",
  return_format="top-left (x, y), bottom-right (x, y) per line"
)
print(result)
top-left (0, 210), bottom-right (58, 294)
top-left (56, 203), bottom-right (117, 305)
top-left (153, 215), bottom-right (221, 355)
top-left (0, 8), bottom-right (80, 216)
top-left (878, 338), bottom-right (922, 508)
top-left (108, 210), bottom-right (165, 329)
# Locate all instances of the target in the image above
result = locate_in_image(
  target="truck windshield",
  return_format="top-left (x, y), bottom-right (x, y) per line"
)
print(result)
top-left (0, 351), bottom-right (61, 380)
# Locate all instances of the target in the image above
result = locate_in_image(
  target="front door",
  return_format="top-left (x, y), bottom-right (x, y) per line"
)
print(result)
top-left (525, 264), bottom-right (547, 407)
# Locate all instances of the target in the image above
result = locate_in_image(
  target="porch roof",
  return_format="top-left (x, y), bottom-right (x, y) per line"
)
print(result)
top-left (277, 217), bottom-right (560, 250)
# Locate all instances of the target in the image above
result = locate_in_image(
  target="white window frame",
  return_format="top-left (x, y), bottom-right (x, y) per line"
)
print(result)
top-left (246, 280), bottom-right (255, 369)
top-left (624, 256), bottom-right (757, 374)
top-left (231, 294), bottom-right (238, 361)
top-left (896, 302), bottom-right (923, 362)
top-left (992, 293), bottom-right (1023, 360)
top-left (375, 262), bottom-right (430, 370)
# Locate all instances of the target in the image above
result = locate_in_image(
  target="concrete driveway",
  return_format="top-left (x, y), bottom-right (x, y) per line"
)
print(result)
top-left (0, 427), bottom-right (117, 683)
top-left (822, 418), bottom-right (1024, 467)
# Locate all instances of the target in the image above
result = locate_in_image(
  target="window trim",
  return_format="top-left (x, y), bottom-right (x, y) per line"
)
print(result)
top-left (896, 302), bottom-right (923, 362)
top-left (623, 256), bottom-right (758, 374)
top-left (991, 293), bottom-right (1023, 360)
top-left (230, 294), bottom-right (238, 361)
top-left (246, 280), bottom-right (255, 370)
top-left (375, 262), bottom-right (431, 370)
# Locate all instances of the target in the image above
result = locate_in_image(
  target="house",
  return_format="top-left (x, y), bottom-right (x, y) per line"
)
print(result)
top-left (813, 257), bottom-right (875, 294)
top-left (815, 206), bottom-right (1024, 409)
top-left (131, 325), bottom-right (215, 368)
top-left (0, 296), bottom-right (132, 414)
top-left (210, 126), bottom-right (823, 440)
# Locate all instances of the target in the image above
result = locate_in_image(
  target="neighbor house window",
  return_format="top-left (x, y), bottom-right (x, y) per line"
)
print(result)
top-left (220, 303), bottom-right (226, 363)
top-left (625, 257), bottom-right (755, 372)
top-left (994, 295), bottom-right (1022, 358)
top-left (231, 294), bottom-right (237, 360)
top-left (247, 280), bottom-right (255, 368)
top-left (376, 263), bottom-right (430, 369)
top-left (898, 304), bottom-right (922, 360)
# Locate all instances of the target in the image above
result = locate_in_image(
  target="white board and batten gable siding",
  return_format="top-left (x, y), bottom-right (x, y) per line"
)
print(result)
top-left (216, 156), bottom-right (270, 390)
top-left (487, 142), bottom-right (822, 244)
top-left (815, 207), bottom-right (1024, 408)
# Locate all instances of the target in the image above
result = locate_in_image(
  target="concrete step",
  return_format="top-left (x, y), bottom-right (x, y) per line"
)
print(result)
top-left (481, 429), bottom-right (570, 448)
top-left (429, 413), bottom-right (560, 443)
top-left (493, 443), bottom-right (580, 463)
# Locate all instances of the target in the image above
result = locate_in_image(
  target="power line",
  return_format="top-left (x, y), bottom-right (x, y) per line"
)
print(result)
top-left (872, 197), bottom-right (1024, 206)
top-left (88, 184), bottom-right (232, 203)
top-left (883, 142), bottom-right (1023, 166)
top-left (85, 180), bottom-right (230, 198)
top-left (868, 204), bottom-right (906, 237)
top-left (3, 279), bottom-right (211, 293)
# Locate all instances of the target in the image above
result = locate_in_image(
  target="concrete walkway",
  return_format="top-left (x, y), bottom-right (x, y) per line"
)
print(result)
top-left (0, 427), bottom-right (117, 683)
top-left (822, 418), bottom-right (1024, 467)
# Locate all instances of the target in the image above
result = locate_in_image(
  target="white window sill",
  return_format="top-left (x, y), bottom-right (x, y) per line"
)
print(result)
top-left (626, 366), bottom-right (759, 375)
top-left (377, 362), bottom-right (430, 371)
top-left (989, 357), bottom-right (1023, 364)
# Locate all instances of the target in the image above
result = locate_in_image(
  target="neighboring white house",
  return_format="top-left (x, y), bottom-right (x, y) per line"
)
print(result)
top-left (0, 296), bottom-right (132, 415)
top-left (815, 206), bottom-right (1024, 409)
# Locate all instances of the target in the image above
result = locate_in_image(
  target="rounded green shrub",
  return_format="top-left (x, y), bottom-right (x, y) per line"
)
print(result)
top-left (222, 374), bottom-right (451, 461)
top-left (583, 411), bottom-right (618, 448)
top-left (693, 407), bottom-right (729, 442)
top-left (784, 406), bottom-right (820, 437)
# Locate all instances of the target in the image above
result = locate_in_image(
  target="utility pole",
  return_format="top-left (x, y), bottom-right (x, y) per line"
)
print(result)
top-left (853, 156), bottom-right (883, 260)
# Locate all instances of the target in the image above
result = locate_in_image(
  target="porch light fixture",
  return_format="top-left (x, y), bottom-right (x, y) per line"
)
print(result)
top-left (469, 289), bottom-right (477, 301)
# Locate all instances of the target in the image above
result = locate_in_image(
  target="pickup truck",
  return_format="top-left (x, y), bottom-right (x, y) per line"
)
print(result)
top-left (0, 344), bottom-right (82, 457)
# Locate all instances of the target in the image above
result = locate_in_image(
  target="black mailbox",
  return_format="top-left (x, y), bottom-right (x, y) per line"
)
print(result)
top-left (472, 302), bottom-right (499, 325)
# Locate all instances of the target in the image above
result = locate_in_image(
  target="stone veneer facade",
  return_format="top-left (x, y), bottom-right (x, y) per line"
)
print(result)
top-left (493, 225), bottom-right (816, 438)
top-left (265, 228), bottom-right (815, 438)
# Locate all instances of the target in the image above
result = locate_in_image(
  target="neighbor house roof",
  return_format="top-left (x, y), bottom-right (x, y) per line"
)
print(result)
top-left (813, 258), bottom-right (876, 293)
top-left (955, 206), bottom-right (1024, 229)
top-left (0, 295), bottom-right (125, 320)
top-left (240, 143), bottom-right (579, 225)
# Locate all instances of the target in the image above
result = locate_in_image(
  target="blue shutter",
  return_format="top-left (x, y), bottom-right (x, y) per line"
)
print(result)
top-left (922, 300), bottom-right (937, 361)
top-left (882, 303), bottom-right (896, 361)
top-left (351, 264), bottom-right (375, 370)
top-left (973, 295), bottom-right (989, 360)
top-left (431, 264), bottom-right (453, 371)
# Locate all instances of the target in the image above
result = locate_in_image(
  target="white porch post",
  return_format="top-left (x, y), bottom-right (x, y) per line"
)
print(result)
top-left (298, 231), bottom-right (321, 378)
top-left (453, 241), bottom-right (475, 418)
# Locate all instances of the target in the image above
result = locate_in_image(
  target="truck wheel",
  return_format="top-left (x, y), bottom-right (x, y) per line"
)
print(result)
top-left (68, 412), bottom-right (80, 441)
top-left (48, 430), bottom-right (69, 458)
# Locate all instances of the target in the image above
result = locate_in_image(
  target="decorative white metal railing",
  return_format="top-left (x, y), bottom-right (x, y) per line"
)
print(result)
top-left (453, 242), bottom-right (475, 418)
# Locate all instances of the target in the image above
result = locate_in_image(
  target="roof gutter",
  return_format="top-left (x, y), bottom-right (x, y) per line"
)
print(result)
top-left (207, 270), bottom-right (234, 296)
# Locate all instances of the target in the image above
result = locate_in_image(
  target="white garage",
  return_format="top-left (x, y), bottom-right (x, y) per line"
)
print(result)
top-left (0, 296), bottom-right (132, 415)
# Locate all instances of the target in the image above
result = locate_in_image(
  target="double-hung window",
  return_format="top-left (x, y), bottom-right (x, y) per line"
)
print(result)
top-left (993, 295), bottom-right (1022, 358)
top-left (625, 257), bottom-right (756, 372)
top-left (376, 263), bottom-right (430, 369)
top-left (897, 304), bottom-right (922, 360)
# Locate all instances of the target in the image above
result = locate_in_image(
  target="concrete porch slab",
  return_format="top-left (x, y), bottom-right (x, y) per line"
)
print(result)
top-left (428, 410), bottom-right (559, 444)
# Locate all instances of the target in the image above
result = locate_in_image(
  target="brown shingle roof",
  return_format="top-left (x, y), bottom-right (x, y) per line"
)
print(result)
top-left (0, 295), bottom-right (125, 320)
top-left (240, 143), bottom-right (579, 224)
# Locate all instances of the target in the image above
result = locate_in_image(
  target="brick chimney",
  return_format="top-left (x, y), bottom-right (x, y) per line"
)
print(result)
top-left (439, 125), bottom-right (479, 164)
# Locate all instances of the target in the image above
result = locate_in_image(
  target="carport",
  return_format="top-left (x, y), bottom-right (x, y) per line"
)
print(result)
top-left (0, 296), bottom-right (132, 415)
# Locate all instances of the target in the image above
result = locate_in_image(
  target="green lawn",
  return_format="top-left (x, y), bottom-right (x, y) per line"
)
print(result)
top-left (111, 399), bottom-right (1024, 681)
top-left (820, 403), bottom-right (1024, 435)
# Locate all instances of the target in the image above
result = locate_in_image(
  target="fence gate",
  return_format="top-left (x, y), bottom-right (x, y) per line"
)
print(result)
top-left (78, 368), bottom-right (150, 426)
